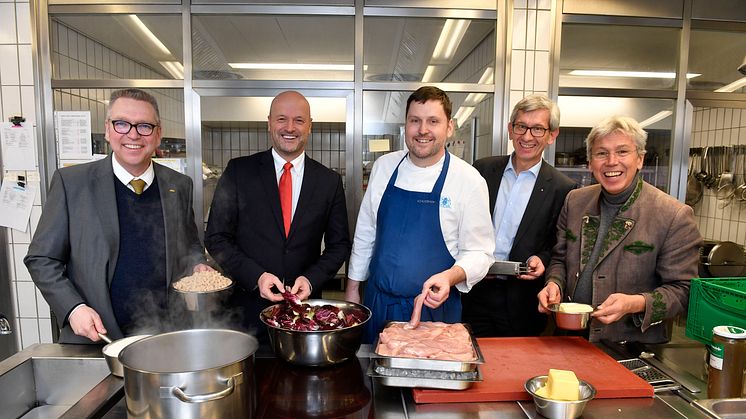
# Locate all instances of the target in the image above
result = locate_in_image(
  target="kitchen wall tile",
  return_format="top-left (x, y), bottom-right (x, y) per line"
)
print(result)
top-left (714, 218), bottom-right (722, 239)
top-left (10, 223), bottom-right (31, 244)
top-left (514, 0), bottom-right (527, 7)
top-left (18, 44), bottom-right (32, 85)
top-left (716, 108), bottom-right (725, 130)
top-left (0, 45), bottom-right (19, 85)
top-left (524, 50), bottom-right (535, 91)
top-left (20, 318), bottom-right (39, 349)
top-left (536, 10), bottom-right (551, 51)
top-left (2, 85), bottom-right (21, 115)
top-left (16, 2), bottom-right (31, 44)
top-left (12, 243), bottom-right (30, 280)
top-left (526, 10), bottom-right (537, 50)
top-left (511, 50), bottom-right (525, 90)
top-left (512, 9), bottom-right (527, 50)
top-left (39, 319), bottom-right (53, 343)
top-left (16, 281), bottom-right (37, 317)
top-left (0, 4), bottom-right (16, 44)
top-left (36, 288), bottom-right (50, 319)
top-left (537, 0), bottom-right (551, 9)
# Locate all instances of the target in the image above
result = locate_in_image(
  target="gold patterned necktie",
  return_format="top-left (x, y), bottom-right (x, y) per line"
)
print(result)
top-left (130, 179), bottom-right (146, 195)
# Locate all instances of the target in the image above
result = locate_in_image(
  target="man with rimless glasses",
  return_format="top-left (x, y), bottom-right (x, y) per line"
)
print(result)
top-left (462, 95), bottom-right (576, 337)
top-left (538, 116), bottom-right (702, 344)
top-left (25, 89), bottom-right (211, 343)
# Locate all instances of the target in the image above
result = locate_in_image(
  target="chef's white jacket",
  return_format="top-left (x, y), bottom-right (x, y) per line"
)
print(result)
top-left (348, 150), bottom-right (495, 292)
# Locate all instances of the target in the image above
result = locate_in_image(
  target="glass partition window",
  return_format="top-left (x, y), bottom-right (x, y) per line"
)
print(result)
top-left (50, 15), bottom-right (183, 80)
top-left (192, 15), bottom-right (354, 81)
top-left (688, 29), bottom-right (746, 93)
top-left (362, 90), bottom-right (493, 188)
top-left (556, 96), bottom-right (675, 191)
top-left (559, 24), bottom-right (681, 90)
top-left (363, 17), bottom-right (495, 83)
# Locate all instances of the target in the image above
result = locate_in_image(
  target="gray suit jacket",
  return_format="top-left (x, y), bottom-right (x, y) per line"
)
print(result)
top-left (24, 155), bottom-right (206, 343)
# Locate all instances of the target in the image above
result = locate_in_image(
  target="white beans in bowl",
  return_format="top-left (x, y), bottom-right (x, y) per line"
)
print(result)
top-left (172, 271), bottom-right (232, 292)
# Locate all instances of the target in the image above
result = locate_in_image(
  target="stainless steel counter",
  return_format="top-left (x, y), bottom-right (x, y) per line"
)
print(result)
top-left (0, 340), bottom-right (725, 418)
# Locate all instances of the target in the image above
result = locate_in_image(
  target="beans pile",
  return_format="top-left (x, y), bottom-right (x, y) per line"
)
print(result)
top-left (173, 271), bottom-right (232, 292)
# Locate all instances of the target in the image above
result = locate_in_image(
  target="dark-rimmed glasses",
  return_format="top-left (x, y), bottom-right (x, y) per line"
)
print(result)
top-left (591, 148), bottom-right (637, 161)
top-left (511, 123), bottom-right (549, 137)
top-left (110, 120), bottom-right (158, 136)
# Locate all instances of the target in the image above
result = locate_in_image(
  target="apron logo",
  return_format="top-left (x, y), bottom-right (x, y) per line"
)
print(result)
top-left (440, 197), bottom-right (452, 208)
top-left (417, 199), bottom-right (436, 204)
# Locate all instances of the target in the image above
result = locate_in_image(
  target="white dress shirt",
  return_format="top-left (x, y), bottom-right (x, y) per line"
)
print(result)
top-left (492, 156), bottom-right (541, 261)
top-left (348, 150), bottom-right (495, 292)
top-left (271, 149), bottom-right (305, 219)
top-left (112, 154), bottom-right (155, 193)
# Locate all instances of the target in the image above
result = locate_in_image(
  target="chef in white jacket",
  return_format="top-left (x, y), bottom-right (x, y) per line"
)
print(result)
top-left (345, 86), bottom-right (495, 343)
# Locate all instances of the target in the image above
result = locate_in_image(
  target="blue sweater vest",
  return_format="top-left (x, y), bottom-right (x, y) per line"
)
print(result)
top-left (110, 178), bottom-right (166, 334)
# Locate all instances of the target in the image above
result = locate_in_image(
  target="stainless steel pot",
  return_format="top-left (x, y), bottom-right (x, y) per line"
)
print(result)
top-left (119, 329), bottom-right (258, 419)
top-left (260, 299), bottom-right (370, 367)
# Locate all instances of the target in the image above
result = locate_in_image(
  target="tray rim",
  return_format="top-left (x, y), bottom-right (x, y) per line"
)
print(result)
top-left (370, 321), bottom-right (485, 371)
top-left (366, 361), bottom-right (482, 390)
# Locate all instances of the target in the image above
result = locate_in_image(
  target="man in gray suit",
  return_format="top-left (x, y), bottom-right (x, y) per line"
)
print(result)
top-left (25, 89), bottom-right (211, 344)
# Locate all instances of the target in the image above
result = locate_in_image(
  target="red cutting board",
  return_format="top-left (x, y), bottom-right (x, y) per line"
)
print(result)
top-left (412, 336), bottom-right (654, 403)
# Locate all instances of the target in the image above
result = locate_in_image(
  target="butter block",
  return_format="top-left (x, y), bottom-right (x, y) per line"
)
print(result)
top-left (543, 369), bottom-right (580, 401)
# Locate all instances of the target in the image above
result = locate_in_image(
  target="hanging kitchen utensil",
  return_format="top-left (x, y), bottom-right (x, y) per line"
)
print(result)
top-left (705, 241), bottom-right (746, 277)
top-left (734, 145), bottom-right (746, 202)
top-left (716, 147), bottom-right (736, 208)
top-left (686, 148), bottom-right (703, 206)
top-left (696, 146), bottom-right (710, 183)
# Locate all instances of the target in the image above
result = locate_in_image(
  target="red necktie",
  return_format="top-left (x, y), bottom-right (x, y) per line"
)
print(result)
top-left (279, 162), bottom-right (293, 237)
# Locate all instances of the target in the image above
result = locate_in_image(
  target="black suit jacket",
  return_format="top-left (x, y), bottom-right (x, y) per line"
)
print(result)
top-left (465, 155), bottom-right (576, 335)
top-left (205, 150), bottom-right (351, 332)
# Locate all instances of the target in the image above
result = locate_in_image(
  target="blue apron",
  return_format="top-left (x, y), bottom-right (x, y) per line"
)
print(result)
top-left (363, 152), bottom-right (460, 343)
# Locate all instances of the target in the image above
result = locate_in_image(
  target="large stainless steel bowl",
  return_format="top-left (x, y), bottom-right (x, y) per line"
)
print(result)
top-left (260, 299), bottom-right (371, 367)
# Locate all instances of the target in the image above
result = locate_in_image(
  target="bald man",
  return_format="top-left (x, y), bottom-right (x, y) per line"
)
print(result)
top-left (205, 91), bottom-right (351, 338)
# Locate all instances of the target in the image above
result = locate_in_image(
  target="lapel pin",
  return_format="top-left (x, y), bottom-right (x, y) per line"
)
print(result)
top-left (169, 188), bottom-right (176, 193)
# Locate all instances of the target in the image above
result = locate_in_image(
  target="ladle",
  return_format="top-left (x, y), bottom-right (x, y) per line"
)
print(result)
top-left (716, 147), bottom-right (735, 204)
top-left (735, 146), bottom-right (746, 201)
top-left (686, 148), bottom-right (703, 206)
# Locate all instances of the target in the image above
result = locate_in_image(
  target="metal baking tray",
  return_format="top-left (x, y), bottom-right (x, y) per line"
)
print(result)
top-left (371, 322), bottom-right (485, 372)
top-left (367, 361), bottom-right (482, 390)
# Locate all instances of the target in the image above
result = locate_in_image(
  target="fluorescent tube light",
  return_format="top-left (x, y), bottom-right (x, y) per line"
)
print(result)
top-left (463, 67), bottom-right (495, 105)
top-left (569, 70), bottom-right (700, 79)
top-left (639, 110), bottom-right (673, 128)
top-left (160, 61), bottom-right (184, 79)
top-left (422, 65), bottom-right (436, 82)
top-left (714, 77), bottom-right (746, 93)
top-left (431, 19), bottom-right (471, 62)
top-left (453, 106), bottom-right (475, 127)
top-left (128, 15), bottom-right (171, 56)
top-left (229, 63), bottom-right (354, 71)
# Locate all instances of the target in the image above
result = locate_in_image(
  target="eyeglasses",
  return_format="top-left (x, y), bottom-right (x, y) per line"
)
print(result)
top-left (511, 123), bottom-right (549, 137)
top-left (110, 120), bottom-right (158, 136)
top-left (591, 148), bottom-right (637, 161)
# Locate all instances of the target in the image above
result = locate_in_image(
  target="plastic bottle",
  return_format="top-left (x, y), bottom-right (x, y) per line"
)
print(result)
top-left (707, 325), bottom-right (746, 398)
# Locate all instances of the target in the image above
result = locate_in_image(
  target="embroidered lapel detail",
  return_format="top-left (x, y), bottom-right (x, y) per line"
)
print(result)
top-left (619, 176), bottom-right (643, 213)
top-left (579, 215), bottom-right (599, 271)
top-left (650, 291), bottom-right (667, 323)
top-left (565, 229), bottom-right (578, 242)
top-left (597, 217), bottom-right (634, 263)
top-left (624, 240), bottom-right (655, 255)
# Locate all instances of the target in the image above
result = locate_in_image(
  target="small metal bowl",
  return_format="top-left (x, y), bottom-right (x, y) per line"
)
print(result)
top-left (548, 303), bottom-right (593, 330)
top-left (169, 281), bottom-right (234, 312)
top-left (102, 335), bottom-right (149, 377)
top-left (260, 299), bottom-right (371, 367)
top-left (525, 375), bottom-right (596, 419)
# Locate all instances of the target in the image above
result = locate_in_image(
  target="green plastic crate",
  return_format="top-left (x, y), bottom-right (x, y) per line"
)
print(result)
top-left (685, 277), bottom-right (746, 344)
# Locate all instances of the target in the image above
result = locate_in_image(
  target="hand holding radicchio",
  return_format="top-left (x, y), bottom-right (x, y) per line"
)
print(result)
top-left (262, 291), bottom-right (368, 331)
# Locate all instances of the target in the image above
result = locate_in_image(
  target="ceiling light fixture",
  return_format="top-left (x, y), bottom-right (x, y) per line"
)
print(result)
top-left (464, 67), bottom-right (495, 105)
top-left (128, 15), bottom-right (171, 56)
top-left (422, 65), bottom-right (436, 82)
top-left (639, 110), bottom-right (673, 128)
top-left (160, 61), bottom-right (184, 79)
top-left (714, 77), bottom-right (746, 93)
top-left (431, 19), bottom-right (471, 63)
top-left (569, 70), bottom-right (700, 79)
top-left (229, 63), bottom-right (355, 71)
top-left (453, 106), bottom-right (475, 127)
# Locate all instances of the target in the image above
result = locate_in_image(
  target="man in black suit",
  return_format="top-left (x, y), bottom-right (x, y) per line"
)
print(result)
top-left (205, 91), bottom-right (351, 336)
top-left (462, 94), bottom-right (576, 337)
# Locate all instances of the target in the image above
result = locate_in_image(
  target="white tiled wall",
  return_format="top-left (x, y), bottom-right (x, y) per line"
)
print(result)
top-left (510, 0), bottom-right (553, 107)
top-left (690, 107), bottom-right (746, 246)
top-left (1, 0), bottom-right (48, 349)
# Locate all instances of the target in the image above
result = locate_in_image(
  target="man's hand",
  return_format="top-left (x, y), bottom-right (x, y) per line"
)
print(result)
top-left (421, 266), bottom-right (465, 309)
top-left (518, 256), bottom-right (544, 280)
top-left (592, 293), bottom-right (645, 324)
top-left (344, 279), bottom-right (361, 304)
top-left (537, 282), bottom-right (561, 313)
top-left (258, 272), bottom-right (285, 302)
top-left (68, 305), bottom-right (107, 342)
top-left (290, 276), bottom-right (312, 301)
top-left (192, 263), bottom-right (214, 273)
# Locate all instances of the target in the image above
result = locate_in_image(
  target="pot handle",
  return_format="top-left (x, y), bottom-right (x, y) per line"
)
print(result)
top-left (166, 372), bottom-right (243, 404)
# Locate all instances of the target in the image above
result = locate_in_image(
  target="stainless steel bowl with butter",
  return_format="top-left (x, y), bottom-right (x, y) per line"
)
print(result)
top-left (549, 303), bottom-right (594, 330)
top-left (525, 375), bottom-right (596, 419)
